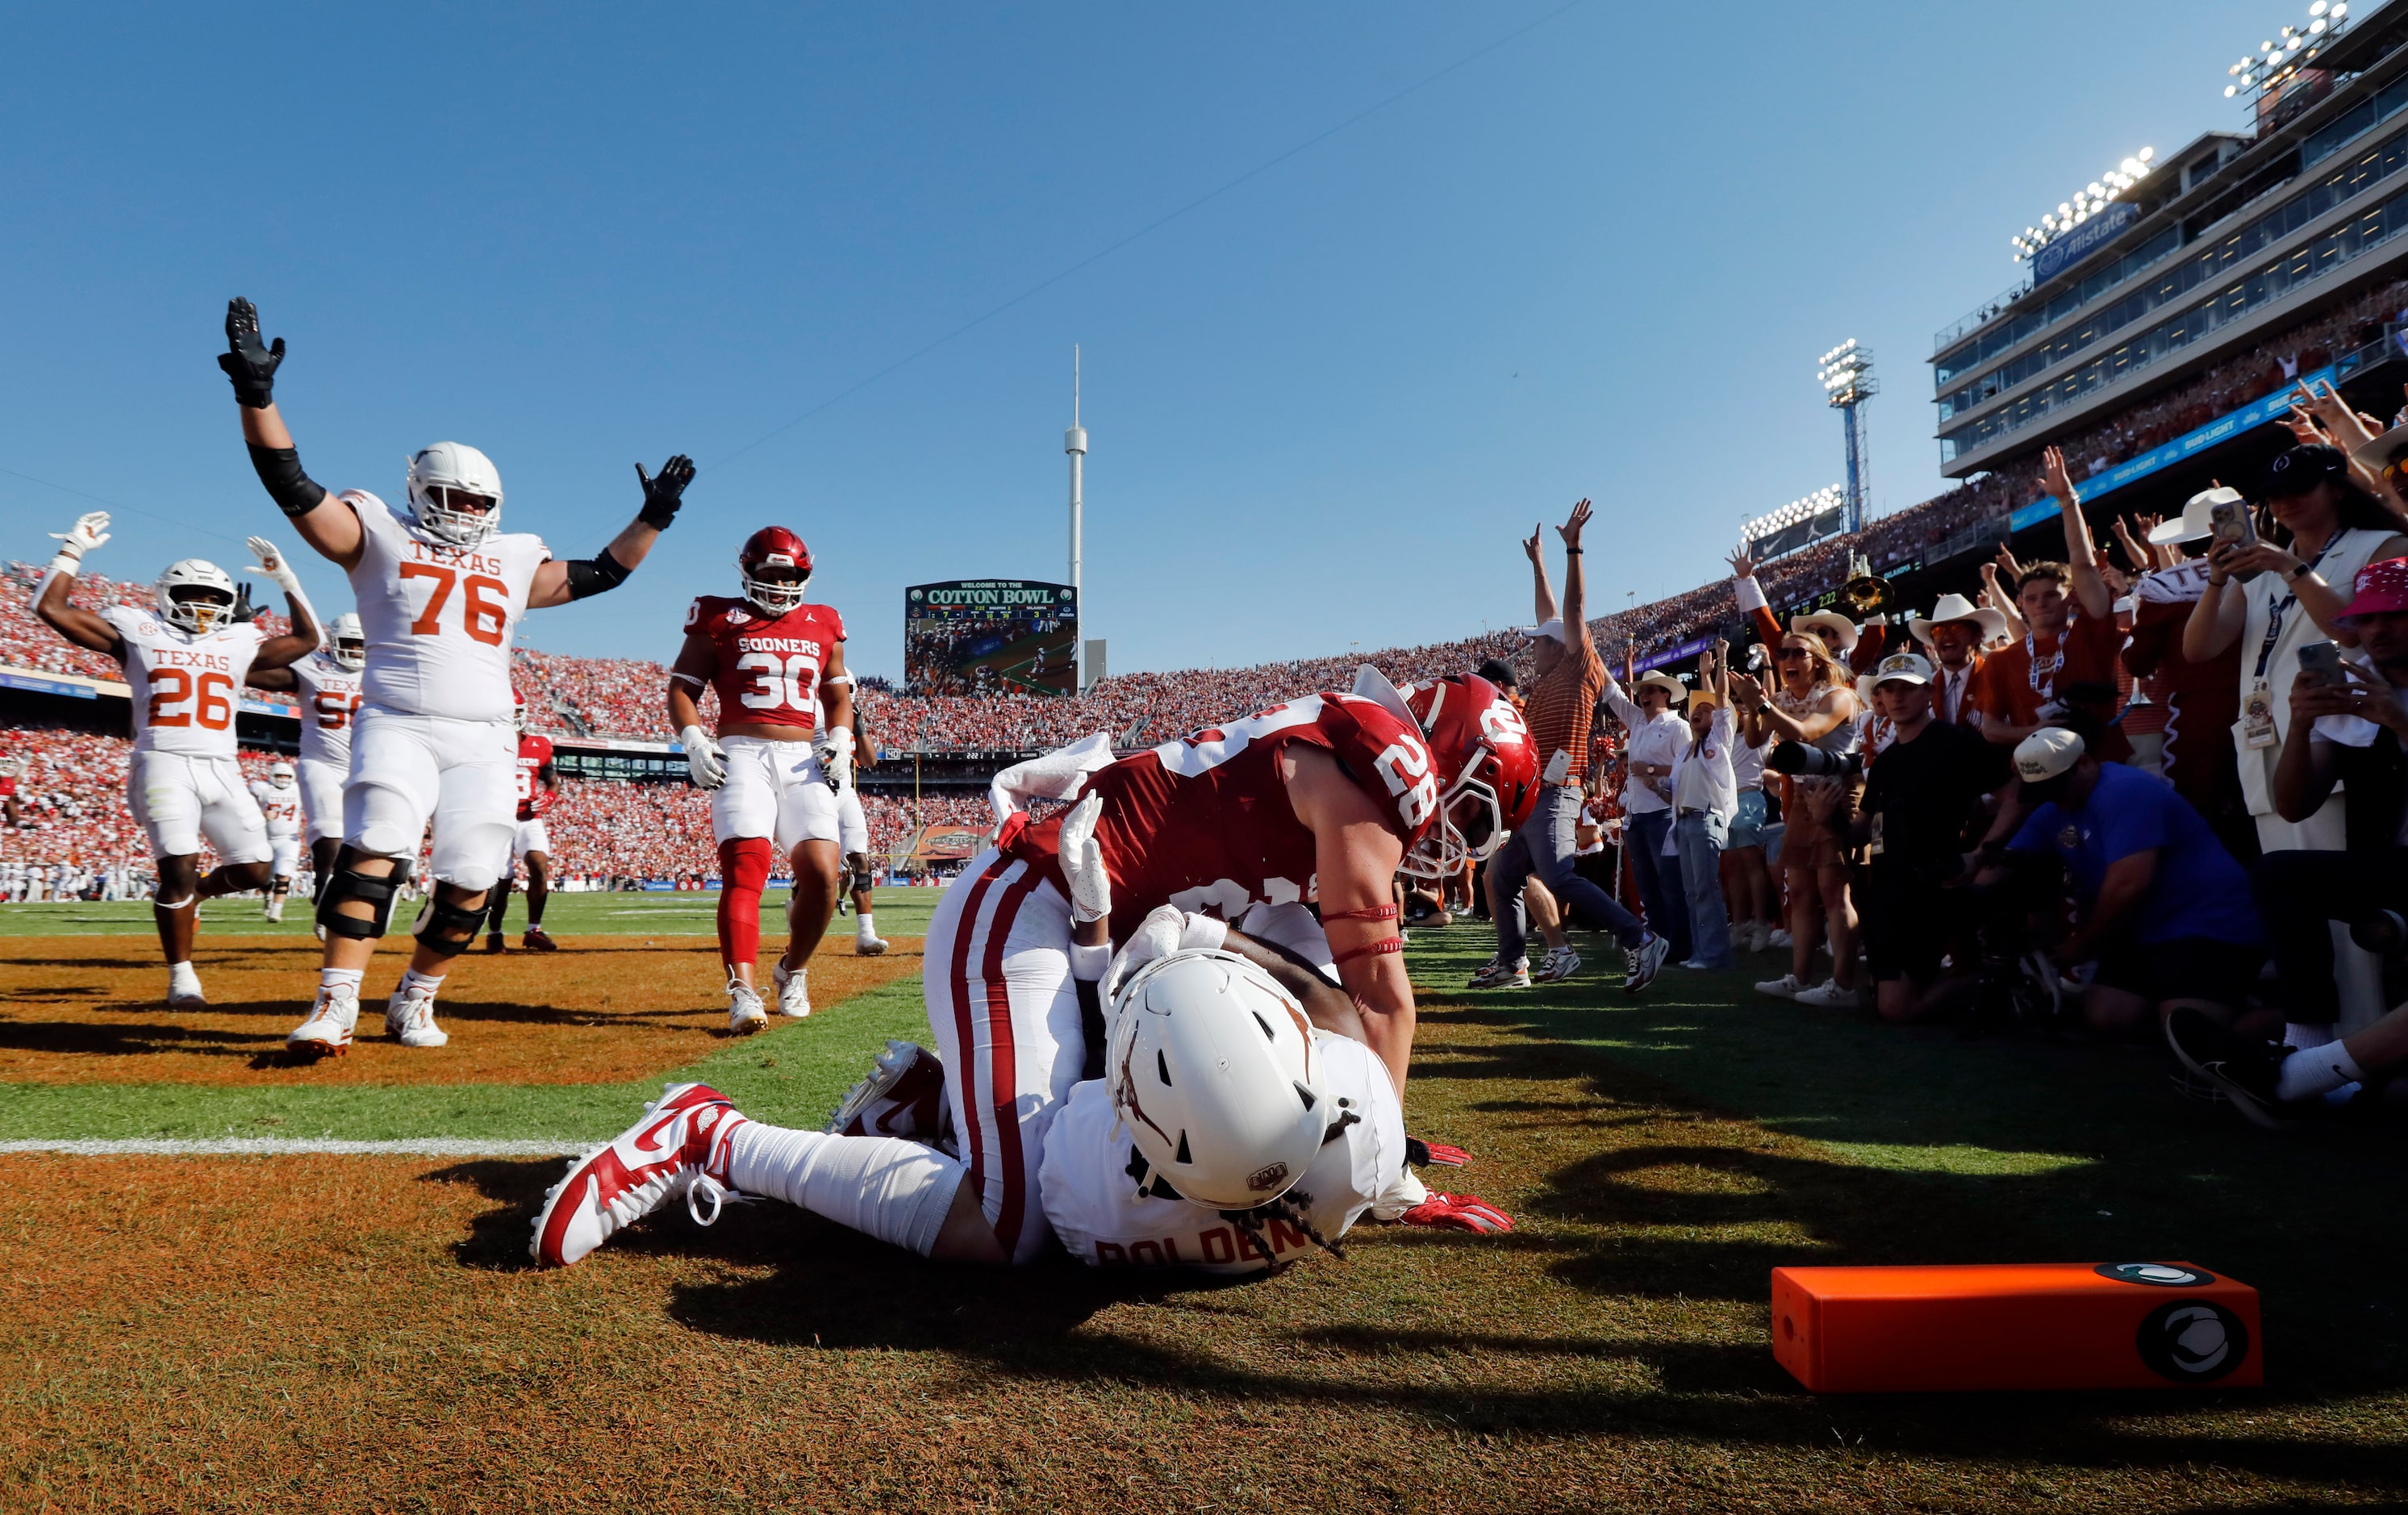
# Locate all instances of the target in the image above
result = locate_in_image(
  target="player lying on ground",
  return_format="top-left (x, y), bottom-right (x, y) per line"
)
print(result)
top-left (217, 296), bottom-right (691, 1054)
top-left (481, 691), bottom-right (561, 953)
top-left (244, 611), bottom-right (366, 904)
top-left (669, 526), bottom-right (856, 1031)
top-left (33, 518), bottom-right (319, 1005)
top-left (534, 920), bottom-right (1512, 1271)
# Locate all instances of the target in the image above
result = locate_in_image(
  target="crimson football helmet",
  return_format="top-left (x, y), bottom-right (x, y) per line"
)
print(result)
top-left (1399, 674), bottom-right (1538, 879)
top-left (739, 527), bottom-right (812, 615)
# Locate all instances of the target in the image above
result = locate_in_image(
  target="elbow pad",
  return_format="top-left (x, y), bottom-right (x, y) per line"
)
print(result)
top-left (247, 445), bottom-right (328, 520)
top-left (563, 549), bottom-right (631, 600)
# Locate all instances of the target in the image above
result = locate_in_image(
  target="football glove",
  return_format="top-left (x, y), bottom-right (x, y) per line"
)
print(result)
top-left (815, 724), bottom-right (854, 791)
top-left (1101, 904), bottom-right (1227, 1002)
top-left (634, 455), bottom-right (695, 530)
top-left (218, 297), bottom-right (284, 408)
top-left (1058, 792), bottom-right (1110, 924)
top-left (246, 536), bottom-right (304, 598)
top-left (48, 511), bottom-right (111, 566)
top-left (1405, 1137), bottom-right (1471, 1168)
top-left (1399, 1192), bottom-right (1513, 1234)
top-left (679, 724), bottom-right (726, 790)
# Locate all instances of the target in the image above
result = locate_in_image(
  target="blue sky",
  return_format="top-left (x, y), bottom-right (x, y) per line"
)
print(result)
top-left (3, 1), bottom-right (2297, 680)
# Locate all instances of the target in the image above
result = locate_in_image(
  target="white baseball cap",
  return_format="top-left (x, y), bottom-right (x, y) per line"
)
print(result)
top-left (1872, 651), bottom-right (1934, 687)
top-left (2014, 726), bottom-right (2086, 783)
top-left (1525, 618), bottom-right (1567, 644)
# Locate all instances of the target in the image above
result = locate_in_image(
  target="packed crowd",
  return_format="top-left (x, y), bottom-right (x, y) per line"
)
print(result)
top-left (1, 561), bottom-right (292, 681)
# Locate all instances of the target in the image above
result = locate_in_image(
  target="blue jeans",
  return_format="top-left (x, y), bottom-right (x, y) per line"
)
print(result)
top-left (1490, 786), bottom-right (1646, 965)
top-left (1624, 808), bottom-right (1690, 962)
top-left (1674, 811), bottom-right (1736, 967)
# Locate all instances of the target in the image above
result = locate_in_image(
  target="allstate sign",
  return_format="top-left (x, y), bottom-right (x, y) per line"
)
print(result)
top-left (2034, 202), bottom-right (2137, 283)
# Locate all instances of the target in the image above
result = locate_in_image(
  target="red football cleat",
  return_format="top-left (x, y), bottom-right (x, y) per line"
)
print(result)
top-left (531, 1083), bottom-right (745, 1267)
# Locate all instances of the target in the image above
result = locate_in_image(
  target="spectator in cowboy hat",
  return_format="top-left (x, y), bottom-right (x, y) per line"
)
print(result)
top-left (1906, 593), bottom-right (2005, 730)
top-left (1599, 657), bottom-right (1697, 966)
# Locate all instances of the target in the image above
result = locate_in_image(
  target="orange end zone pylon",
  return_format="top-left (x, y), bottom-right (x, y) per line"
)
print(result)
top-left (1771, 1262), bottom-right (2262, 1392)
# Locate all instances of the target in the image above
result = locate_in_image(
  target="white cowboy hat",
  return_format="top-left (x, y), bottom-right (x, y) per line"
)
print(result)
top-left (2350, 422), bottom-right (2408, 486)
top-left (1907, 592), bottom-right (2008, 646)
top-left (1788, 610), bottom-right (1858, 653)
top-left (2147, 486), bottom-right (2237, 546)
top-left (1633, 670), bottom-right (1687, 701)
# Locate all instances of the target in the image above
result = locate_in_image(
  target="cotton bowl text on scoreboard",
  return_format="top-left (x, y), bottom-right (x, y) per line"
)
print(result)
top-left (904, 580), bottom-right (1079, 697)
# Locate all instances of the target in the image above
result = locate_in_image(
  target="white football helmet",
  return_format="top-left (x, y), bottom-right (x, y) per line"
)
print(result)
top-left (404, 441), bottom-right (504, 547)
top-left (1108, 949), bottom-right (1330, 1211)
top-left (154, 559), bottom-right (238, 635)
top-left (269, 761), bottom-right (295, 787)
top-left (329, 612), bottom-right (366, 671)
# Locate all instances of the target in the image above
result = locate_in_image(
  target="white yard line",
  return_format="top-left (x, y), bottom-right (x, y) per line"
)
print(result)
top-left (0, 1137), bottom-right (585, 1158)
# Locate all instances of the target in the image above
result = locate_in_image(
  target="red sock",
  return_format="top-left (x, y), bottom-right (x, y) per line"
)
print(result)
top-left (717, 837), bottom-right (773, 974)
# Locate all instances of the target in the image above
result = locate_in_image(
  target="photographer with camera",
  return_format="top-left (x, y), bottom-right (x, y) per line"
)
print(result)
top-left (1984, 721), bottom-right (2264, 1039)
top-left (1813, 652), bottom-right (2012, 1023)
top-left (2252, 557), bottom-right (2408, 1041)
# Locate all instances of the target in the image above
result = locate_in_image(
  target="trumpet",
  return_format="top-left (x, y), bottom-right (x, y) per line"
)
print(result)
top-left (1840, 551), bottom-right (1894, 616)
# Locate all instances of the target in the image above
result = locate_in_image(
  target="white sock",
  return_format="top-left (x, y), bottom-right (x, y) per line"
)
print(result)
top-left (400, 968), bottom-right (444, 997)
top-left (857, 912), bottom-right (876, 940)
top-left (169, 961), bottom-right (201, 985)
top-left (725, 1120), bottom-right (962, 1256)
top-left (319, 966), bottom-right (363, 997)
top-left (2275, 1041), bottom-right (2367, 1102)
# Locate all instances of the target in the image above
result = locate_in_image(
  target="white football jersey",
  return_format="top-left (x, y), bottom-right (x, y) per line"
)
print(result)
top-left (100, 604), bottom-right (265, 758)
top-left (249, 778), bottom-right (302, 837)
top-left (1040, 1032), bottom-right (1415, 1274)
top-left (340, 490), bottom-right (550, 723)
top-left (289, 651), bottom-right (365, 768)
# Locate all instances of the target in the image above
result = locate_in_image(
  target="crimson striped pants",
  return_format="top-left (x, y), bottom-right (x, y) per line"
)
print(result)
top-left (923, 848), bottom-right (1085, 1265)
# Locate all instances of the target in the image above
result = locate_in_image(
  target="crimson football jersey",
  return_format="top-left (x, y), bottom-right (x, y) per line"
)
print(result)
top-left (515, 732), bottom-right (556, 821)
top-left (684, 595), bottom-right (846, 737)
top-left (1013, 693), bottom-right (1440, 942)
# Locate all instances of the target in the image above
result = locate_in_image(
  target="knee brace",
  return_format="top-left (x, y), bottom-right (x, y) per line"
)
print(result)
top-left (410, 887), bottom-right (491, 958)
top-left (317, 858), bottom-right (412, 940)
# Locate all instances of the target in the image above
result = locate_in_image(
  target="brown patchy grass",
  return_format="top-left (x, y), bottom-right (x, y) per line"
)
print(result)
top-left (0, 936), bottom-right (922, 1086)
top-left (1, 994), bottom-right (2402, 1513)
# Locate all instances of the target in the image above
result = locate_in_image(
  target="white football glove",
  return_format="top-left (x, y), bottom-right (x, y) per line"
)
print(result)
top-left (1058, 792), bottom-right (1110, 924)
top-left (815, 724), bottom-right (854, 791)
top-left (246, 536), bottom-right (304, 597)
top-left (48, 511), bottom-right (111, 566)
top-left (1101, 904), bottom-right (1229, 1005)
top-left (679, 724), bottom-right (726, 791)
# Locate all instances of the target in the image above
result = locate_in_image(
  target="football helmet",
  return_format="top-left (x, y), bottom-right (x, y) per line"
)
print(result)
top-left (1107, 949), bottom-right (1329, 1211)
top-left (154, 559), bottom-right (238, 636)
top-left (329, 612), bottom-right (366, 671)
top-left (269, 761), bottom-right (295, 787)
top-left (738, 527), bottom-right (812, 615)
top-left (513, 689), bottom-right (528, 733)
top-left (1398, 673), bottom-right (1539, 879)
top-left (404, 441), bottom-right (504, 548)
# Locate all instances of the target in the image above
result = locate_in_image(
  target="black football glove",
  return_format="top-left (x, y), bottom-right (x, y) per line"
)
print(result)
top-left (218, 298), bottom-right (285, 408)
top-left (634, 454), bottom-right (695, 529)
top-left (231, 582), bottom-right (257, 624)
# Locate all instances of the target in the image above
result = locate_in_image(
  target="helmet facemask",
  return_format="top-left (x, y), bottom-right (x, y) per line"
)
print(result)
top-left (1400, 760), bottom-right (1506, 880)
top-left (329, 612), bottom-right (365, 670)
top-left (405, 444), bottom-right (505, 548)
top-left (743, 563), bottom-right (810, 616)
top-left (164, 586), bottom-right (236, 636)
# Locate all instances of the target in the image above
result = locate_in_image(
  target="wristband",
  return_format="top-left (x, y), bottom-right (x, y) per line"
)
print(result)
top-left (1323, 904), bottom-right (1400, 923)
top-left (1069, 942), bottom-right (1112, 983)
top-left (1178, 914), bottom-right (1229, 953)
top-left (1564, 547), bottom-right (1583, 555)
top-left (48, 553), bottom-right (81, 578)
top-left (1332, 937), bottom-right (1404, 966)
top-left (2289, 561), bottom-right (2315, 581)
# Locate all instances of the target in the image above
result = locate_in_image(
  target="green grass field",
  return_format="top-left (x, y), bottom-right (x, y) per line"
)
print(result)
top-left (3, 897), bottom-right (2406, 1509)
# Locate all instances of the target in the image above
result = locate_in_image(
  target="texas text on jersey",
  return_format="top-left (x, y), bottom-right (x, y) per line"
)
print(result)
top-left (341, 490), bottom-right (552, 724)
top-left (515, 732), bottom-right (556, 822)
top-left (99, 605), bottom-right (267, 758)
top-left (683, 595), bottom-right (848, 737)
top-left (1008, 693), bottom-right (1442, 942)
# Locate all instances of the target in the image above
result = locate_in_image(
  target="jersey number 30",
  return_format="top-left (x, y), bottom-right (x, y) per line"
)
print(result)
top-left (736, 650), bottom-right (820, 712)
top-left (399, 564), bottom-right (509, 646)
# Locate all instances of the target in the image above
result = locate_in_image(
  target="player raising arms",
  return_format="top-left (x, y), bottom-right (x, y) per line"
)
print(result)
top-left (669, 527), bottom-right (853, 1032)
top-left (248, 761), bottom-right (303, 921)
top-left (245, 611), bottom-right (366, 904)
top-left (482, 691), bottom-right (560, 953)
top-left (216, 296), bottom-right (692, 1055)
top-left (32, 515), bottom-right (319, 1005)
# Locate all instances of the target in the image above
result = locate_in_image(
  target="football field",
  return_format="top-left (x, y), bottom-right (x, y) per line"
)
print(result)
top-left (0, 898), bottom-right (2403, 1511)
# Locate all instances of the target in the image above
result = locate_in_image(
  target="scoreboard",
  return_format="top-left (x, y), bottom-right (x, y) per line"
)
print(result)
top-left (904, 580), bottom-right (1079, 697)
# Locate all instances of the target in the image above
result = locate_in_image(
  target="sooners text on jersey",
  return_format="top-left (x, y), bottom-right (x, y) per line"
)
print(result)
top-left (100, 605), bottom-right (265, 758)
top-left (515, 732), bottom-right (556, 821)
top-left (1015, 693), bottom-right (1438, 941)
top-left (341, 490), bottom-right (551, 724)
top-left (685, 596), bottom-right (847, 737)
top-left (290, 652), bottom-right (364, 769)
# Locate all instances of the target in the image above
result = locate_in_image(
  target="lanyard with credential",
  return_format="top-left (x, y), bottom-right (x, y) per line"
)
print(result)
top-left (2252, 538), bottom-right (2338, 680)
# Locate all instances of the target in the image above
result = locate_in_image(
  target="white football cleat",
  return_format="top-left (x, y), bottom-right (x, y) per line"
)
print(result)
top-left (286, 983), bottom-right (359, 1058)
top-left (855, 933), bottom-right (890, 957)
top-left (263, 896), bottom-right (286, 923)
top-left (386, 980), bottom-right (449, 1049)
top-left (770, 957), bottom-right (811, 1018)
top-left (727, 977), bottom-right (769, 1035)
top-left (166, 962), bottom-right (207, 1010)
top-left (826, 1038), bottom-right (954, 1149)
top-left (531, 1083), bottom-right (745, 1267)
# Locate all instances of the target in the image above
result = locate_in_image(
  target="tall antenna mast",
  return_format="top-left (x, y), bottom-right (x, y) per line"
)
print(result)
top-left (1065, 344), bottom-right (1088, 692)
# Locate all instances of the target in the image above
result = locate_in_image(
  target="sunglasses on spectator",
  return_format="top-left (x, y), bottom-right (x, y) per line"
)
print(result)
top-left (1776, 648), bottom-right (1812, 660)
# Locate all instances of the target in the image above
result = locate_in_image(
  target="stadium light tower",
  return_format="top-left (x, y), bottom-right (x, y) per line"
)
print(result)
top-left (1066, 345), bottom-right (1088, 692)
top-left (1817, 340), bottom-right (1877, 534)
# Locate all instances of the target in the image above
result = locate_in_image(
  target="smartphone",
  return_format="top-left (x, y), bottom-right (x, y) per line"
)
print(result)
top-left (2298, 640), bottom-right (2347, 688)
top-left (2210, 497), bottom-right (2260, 550)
